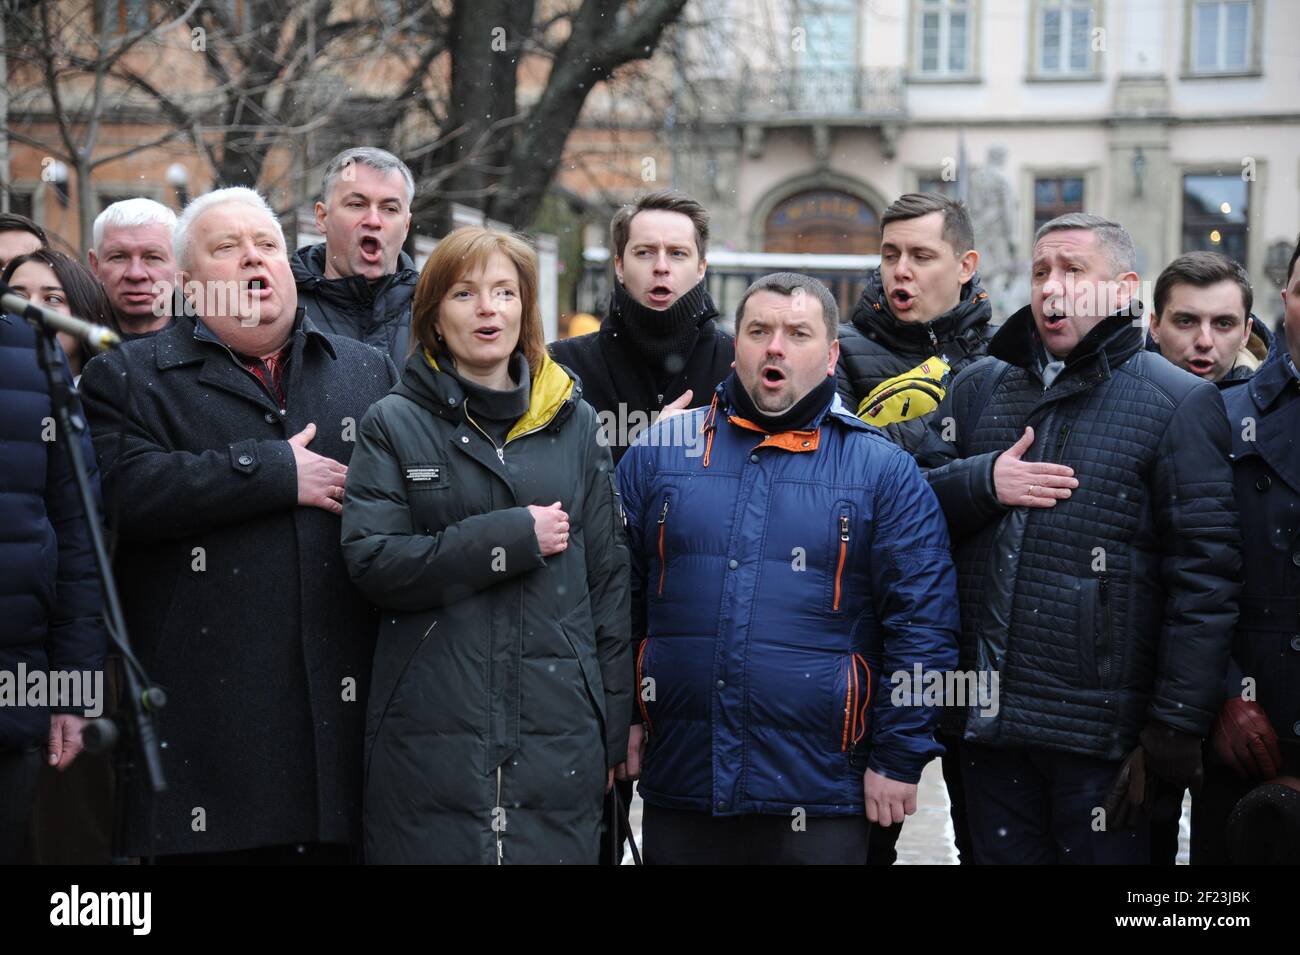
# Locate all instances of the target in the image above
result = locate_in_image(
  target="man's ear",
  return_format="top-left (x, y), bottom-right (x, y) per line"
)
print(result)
top-left (958, 249), bottom-right (979, 284)
top-left (697, 257), bottom-right (707, 283)
top-left (87, 249), bottom-right (99, 273)
top-left (826, 337), bottom-right (840, 376)
top-left (314, 201), bottom-right (328, 233)
top-left (613, 256), bottom-right (623, 285)
top-left (1116, 271), bottom-right (1140, 311)
top-left (1242, 314), bottom-right (1254, 345)
top-left (1147, 313), bottom-right (1161, 345)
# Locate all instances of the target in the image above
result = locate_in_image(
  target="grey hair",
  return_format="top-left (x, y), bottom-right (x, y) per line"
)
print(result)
top-left (92, 197), bottom-right (177, 250)
top-left (320, 147), bottom-right (415, 207)
top-left (173, 187), bottom-right (285, 271)
top-left (1034, 213), bottom-right (1137, 274)
top-left (735, 271), bottom-right (840, 340)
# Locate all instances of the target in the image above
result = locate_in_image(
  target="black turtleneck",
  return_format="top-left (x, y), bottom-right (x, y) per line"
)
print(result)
top-left (726, 371), bottom-right (837, 433)
top-left (443, 353), bottom-right (531, 445)
top-left (608, 280), bottom-right (715, 387)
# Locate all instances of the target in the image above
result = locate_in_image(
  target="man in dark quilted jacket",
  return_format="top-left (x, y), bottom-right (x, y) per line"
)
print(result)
top-left (918, 213), bottom-right (1241, 864)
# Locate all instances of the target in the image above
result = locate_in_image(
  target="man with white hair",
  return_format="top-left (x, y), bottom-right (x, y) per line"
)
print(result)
top-left (290, 147), bottom-right (417, 365)
top-left (88, 197), bottom-right (179, 336)
top-left (79, 187), bottom-right (398, 863)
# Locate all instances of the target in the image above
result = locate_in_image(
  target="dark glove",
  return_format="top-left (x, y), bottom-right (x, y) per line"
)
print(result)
top-left (1138, 721), bottom-right (1204, 792)
top-left (1103, 722), bottom-right (1204, 831)
top-left (1103, 745), bottom-right (1153, 831)
top-left (1212, 698), bottom-right (1282, 781)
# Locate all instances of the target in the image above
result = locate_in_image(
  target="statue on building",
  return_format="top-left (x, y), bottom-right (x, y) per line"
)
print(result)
top-left (968, 145), bottom-right (1025, 316)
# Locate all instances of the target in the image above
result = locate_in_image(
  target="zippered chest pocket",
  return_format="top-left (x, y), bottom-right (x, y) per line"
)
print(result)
top-left (826, 501), bottom-right (860, 613)
top-left (652, 490), bottom-right (677, 598)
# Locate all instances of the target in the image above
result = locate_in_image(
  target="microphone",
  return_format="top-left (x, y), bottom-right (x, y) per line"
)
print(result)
top-left (1, 286), bottom-right (121, 351)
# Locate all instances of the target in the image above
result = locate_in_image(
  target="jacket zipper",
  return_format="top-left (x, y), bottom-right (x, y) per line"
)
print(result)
top-left (851, 653), bottom-right (872, 749)
top-left (466, 413), bottom-right (505, 464)
top-left (657, 499), bottom-right (670, 596)
top-left (1098, 573), bottom-right (1112, 687)
top-left (833, 513), bottom-right (849, 611)
top-left (635, 638), bottom-right (653, 732)
top-left (1052, 422), bottom-right (1073, 463)
top-left (495, 765), bottom-right (504, 865)
top-left (841, 655), bottom-right (856, 751)
top-left (925, 325), bottom-right (940, 352)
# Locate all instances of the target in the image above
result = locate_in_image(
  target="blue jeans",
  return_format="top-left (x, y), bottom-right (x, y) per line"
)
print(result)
top-left (962, 741), bottom-right (1150, 864)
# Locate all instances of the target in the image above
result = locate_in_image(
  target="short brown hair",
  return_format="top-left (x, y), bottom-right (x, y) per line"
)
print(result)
top-left (734, 272), bottom-right (839, 341)
top-left (610, 190), bottom-right (709, 261)
top-left (881, 193), bottom-right (974, 255)
top-left (1153, 250), bottom-right (1252, 320)
top-left (411, 226), bottom-right (546, 376)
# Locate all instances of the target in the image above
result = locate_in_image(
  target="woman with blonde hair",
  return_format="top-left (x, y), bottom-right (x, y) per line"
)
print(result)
top-left (342, 226), bottom-right (631, 864)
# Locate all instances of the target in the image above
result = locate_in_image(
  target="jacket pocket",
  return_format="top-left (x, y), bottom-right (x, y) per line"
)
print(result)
top-left (827, 502), bottom-right (856, 613)
top-left (635, 637), bottom-right (655, 734)
top-left (653, 492), bottom-right (675, 598)
top-left (834, 653), bottom-right (873, 752)
top-left (1076, 577), bottom-right (1111, 689)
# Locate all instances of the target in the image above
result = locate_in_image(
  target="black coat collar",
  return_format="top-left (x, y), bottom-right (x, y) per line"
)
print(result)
top-left (1245, 346), bottom-right (1300, 414)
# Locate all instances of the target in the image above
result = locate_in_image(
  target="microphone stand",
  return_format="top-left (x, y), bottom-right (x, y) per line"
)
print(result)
top-left (20, 298), bottom-right (168, 865)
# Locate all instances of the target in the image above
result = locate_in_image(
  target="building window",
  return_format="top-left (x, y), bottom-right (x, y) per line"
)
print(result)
top-left (1033, 176), bottom-right (1085, 232)
top-left (1190, 0), bottom-right (1253, 73)
top-left (4, 189), bottom-right (36, 222)
top-left (1036, 0), bottom-right (1097, 76)
top-left (916, 0), bottom-right (974, 77)
top-left (98, 193), bottom-right (140, 213)
top-left (1182, 174), bottom-right (1248, 264)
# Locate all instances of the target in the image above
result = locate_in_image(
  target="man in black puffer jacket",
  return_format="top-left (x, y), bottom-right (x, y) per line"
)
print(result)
top-left (836, 193), bottom-right (991, 457)
top-left (917, 213), bottom-right (1241, 864)
top-left (291, 148), bottom-right (418, 367)
top-left (835, 192), bottom-right (990, 864)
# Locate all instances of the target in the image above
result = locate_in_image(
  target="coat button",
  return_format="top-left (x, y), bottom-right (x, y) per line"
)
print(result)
top-left (461, 436), bottom-right (469, 443)
top-left (448, 397), bottom-right (456, 406)
top-left (1256, 475), bottom-right (1271, 492)
top-left (750, 454), bottom-right (759, 463)
top-left (264, 412), bottom-right (277, 424)
top-left (728, 559), bottom-right (738, 570)
top-left (716, 680), bottom-right (725, 690)
top-left (237, 453), bottom-right (253, 466)
top-left (1293, 721), bottom-right (1300, 738)
top-left (716, 800), bottom-right (726, 810)
top-left (1291, 636), bottom-right (1300, 653)
top-left (1292, 551), bottom-right (1300, 568)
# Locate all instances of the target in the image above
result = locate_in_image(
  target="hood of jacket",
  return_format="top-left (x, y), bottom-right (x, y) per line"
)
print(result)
top-left (849, 268), bottom-right (992, 358)
top-left (290, 242), bottom-right (418, 311)
top-left (395, 347), bottom-right (579, 441)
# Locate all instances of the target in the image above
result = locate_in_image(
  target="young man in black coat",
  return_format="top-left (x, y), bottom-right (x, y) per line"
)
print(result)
top-left (918, 213), bottom-right (1241, 864)
top-left (1193, 236), bottom-right (1300, 863)
top-left (549, 190), bottom-right (733, 862)
top-left (80, 187), bottom-right (397, 863)
top-left (550, 190), bottom-right (734, 467)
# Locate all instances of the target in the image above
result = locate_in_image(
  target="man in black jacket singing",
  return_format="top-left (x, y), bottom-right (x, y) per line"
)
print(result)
top-left (550, 190), bottom-right (733, 862)
top-left (917, 213), bottom-right (1241, 864)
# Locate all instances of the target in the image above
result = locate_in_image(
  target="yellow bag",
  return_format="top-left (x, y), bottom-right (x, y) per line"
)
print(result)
top-left (856, 356), bottom-right (951, 426)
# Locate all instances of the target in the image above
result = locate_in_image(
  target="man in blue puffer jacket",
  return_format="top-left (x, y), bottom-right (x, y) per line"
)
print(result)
top-left (617, 272), bottom-right (960, 864)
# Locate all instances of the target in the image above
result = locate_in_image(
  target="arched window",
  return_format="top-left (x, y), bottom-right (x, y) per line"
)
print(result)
top-left (763, 190), bottom-right (880, 255)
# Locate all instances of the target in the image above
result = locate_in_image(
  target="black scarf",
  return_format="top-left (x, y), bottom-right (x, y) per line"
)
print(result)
top-left (444, 353), bottom-right (531, 444)
top-left (607, 280), bottom-right (715, 383)
top-left (725, 371), bottom-right (837, 433)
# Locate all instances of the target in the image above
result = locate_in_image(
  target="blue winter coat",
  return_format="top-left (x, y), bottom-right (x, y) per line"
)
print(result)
top-left (0, 313), bottom-right (107, 750)
top-left (617, 376), bottom-right (960, 816)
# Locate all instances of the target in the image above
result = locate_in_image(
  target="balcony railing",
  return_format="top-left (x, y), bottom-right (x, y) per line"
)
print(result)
top-left (682, 67), bottom-right (906, 121)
